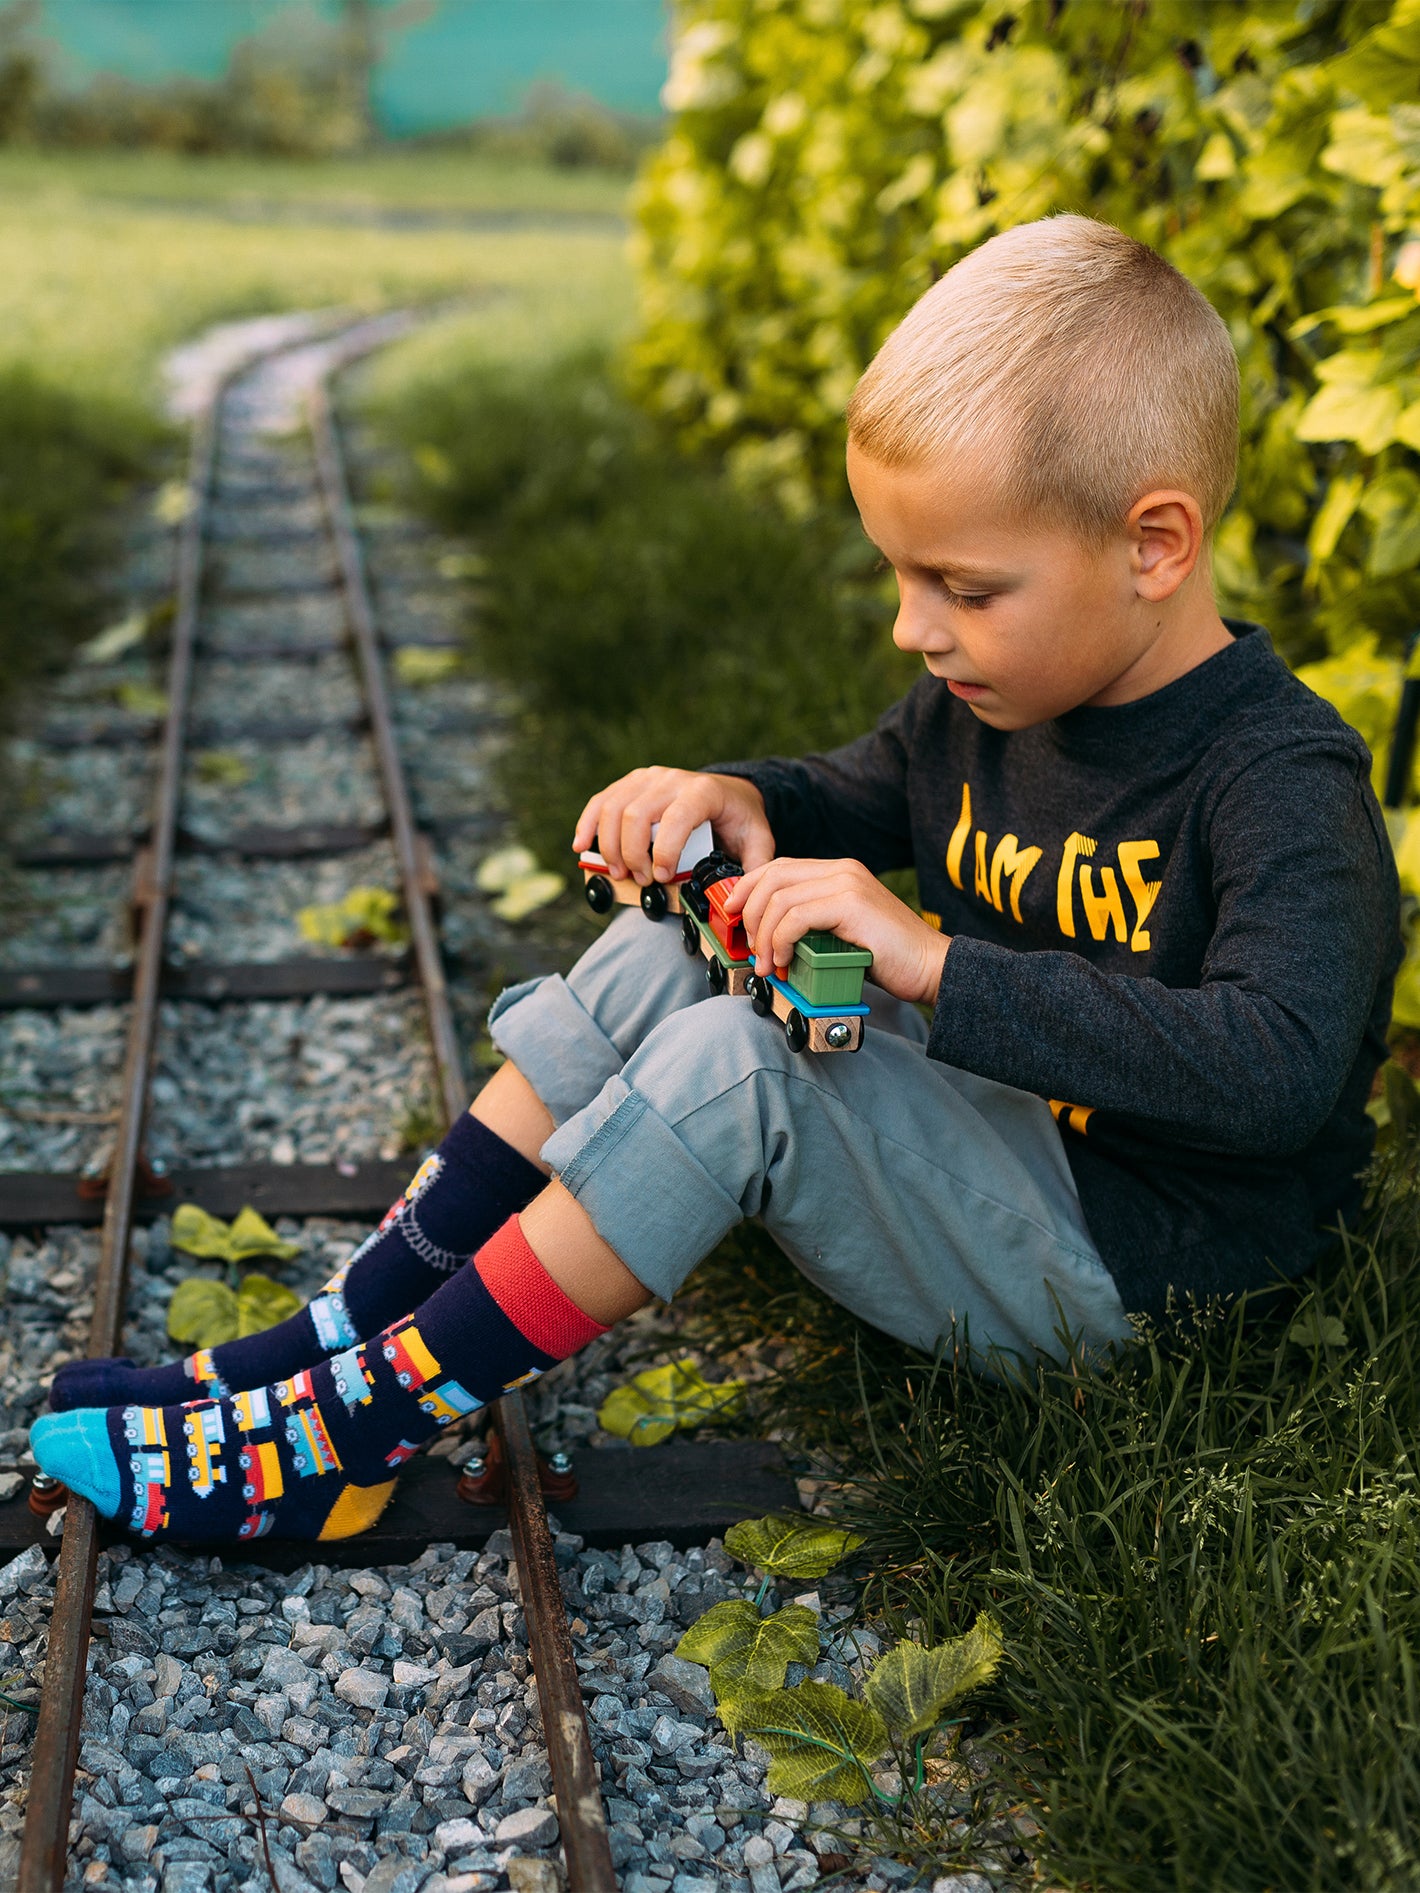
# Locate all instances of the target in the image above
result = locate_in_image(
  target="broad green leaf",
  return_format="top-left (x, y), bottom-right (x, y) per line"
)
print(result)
top-left (1360, 470), bottom-right (1420, 580)
top-left (676, 1600), bottom-right (820, 1701)
top-left (862, 1614), bottom-right (1005, 1743)
top-left (170, 1203), bottom-right (240, 1262)
top-left (297, 886), bottom-right (407, 950)
top-left (194, 750), bottom-right (251, 788)
top-left (170, 1202), bottom-right (299, 1266)
top-left (167, 1278), bottom-right (239, 1348)
top-left (115, 681), bottom-right (169, 719)
top-left (1295, 381), bottom-right (1403, 453)
top-left (152, 480), bottom-right (195, 524)
top-left (236, 1273), bottom-right (304, 1338)
top-left (597, 1359), bottom-right (744, 1446)
top-left (491, 871), bottom-right (567, 923)
top-left (475, 845), bottom-right (539, 894)
top-left (1307, 472), bottom-right (1364, 563)
top-left (720, 1681), bottom-right (887, 1804)
top-left (78, 611), bottom-right (146, 664)
top-left (393, 646), bottom-right (461, 686)
top-left (723, 1513), bottom-right (864, 1579)
top-left (226, 1208), bottom-right (300, 1264)
top-left (1287, 1308), bottom-right (1348, 1350)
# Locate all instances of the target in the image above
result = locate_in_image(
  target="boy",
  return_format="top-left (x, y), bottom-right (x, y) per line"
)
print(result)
top-left (34, 216), bottom-right (1399, 1545)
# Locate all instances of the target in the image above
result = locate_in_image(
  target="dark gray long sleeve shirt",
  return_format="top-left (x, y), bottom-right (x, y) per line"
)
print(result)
top-left (714, 623), bottom-right (1400, 1318)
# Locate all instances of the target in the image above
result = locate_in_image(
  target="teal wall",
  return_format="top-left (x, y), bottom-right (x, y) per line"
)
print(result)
top-left (34, 0), bottom-right (670, 133)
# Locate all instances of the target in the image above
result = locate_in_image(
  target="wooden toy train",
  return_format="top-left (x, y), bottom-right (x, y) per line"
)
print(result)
top-left (578, 819), bottom-right (713, 922)
top-left (680, 852), bottom-right (871, 1053)
top-left (577, 828), bottom-right (872, 1054)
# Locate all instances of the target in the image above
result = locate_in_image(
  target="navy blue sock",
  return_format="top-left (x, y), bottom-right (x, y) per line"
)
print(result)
top-left (48, 1112), bottom-right (546, 1412)
top-left (31, 1216), bottom-right (607, 1545)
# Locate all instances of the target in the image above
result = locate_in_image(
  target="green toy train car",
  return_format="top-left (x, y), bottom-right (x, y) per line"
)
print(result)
top-left (680, 852), bottom-right (872, 1052)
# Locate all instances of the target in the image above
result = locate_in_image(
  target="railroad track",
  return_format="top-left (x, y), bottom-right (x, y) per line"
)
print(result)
top-left (0, 322), bottom-right (796, 1893)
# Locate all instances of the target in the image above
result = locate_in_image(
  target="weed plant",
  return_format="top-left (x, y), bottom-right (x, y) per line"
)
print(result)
top-left (384, 354), bottom-right (916, 867)
top-left (674, 1100), bottom-right (1420, 1892)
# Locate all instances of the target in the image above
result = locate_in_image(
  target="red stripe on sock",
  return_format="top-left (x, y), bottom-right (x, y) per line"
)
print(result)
top-left (474, 1216), bottom-right (609, 1357)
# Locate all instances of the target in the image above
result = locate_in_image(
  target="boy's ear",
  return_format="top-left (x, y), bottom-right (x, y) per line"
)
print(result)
top-left (1126, 490), bottom-right (1206, 602)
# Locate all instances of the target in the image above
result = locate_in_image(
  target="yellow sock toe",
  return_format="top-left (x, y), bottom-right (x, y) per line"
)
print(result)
top-left (318, 1478), bottom-right (398, 1541)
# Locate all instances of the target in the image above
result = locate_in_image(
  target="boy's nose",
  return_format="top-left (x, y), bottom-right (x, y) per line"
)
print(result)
top-left (892, 601), bottom-right (951, 656)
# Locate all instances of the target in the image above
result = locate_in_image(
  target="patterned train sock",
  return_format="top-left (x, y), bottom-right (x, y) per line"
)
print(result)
top-left (30, 1216), bottom-right (608, 1545)
top-left (48, 1113), bottom-right (546, 1413)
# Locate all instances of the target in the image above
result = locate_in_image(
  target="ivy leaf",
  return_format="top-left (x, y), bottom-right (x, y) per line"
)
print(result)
top-left (170, 1203), bottom-right (299, 1266)
top-left (723, 1514), bottom-right (864, 1580)
top-left (676, 1600), bottom-right (820, 1701)
top-left (597, 1359), bottom-right (744, 1446)
top-left (393, 646), bottom-right (461, 686)
top-left (167, 1278), bottom-right (239, 1348)
top-left (1287, 1307), bottom-right (1349, 1351)
top-left (719, 1681), bottom-right (888, 1804)
top-left (1359, 469), bottom-right (1420, 580)
top-left (1295, 380), bottom-right (1403, 454)
top-left (236, 1273), bottom-right (304, 1338)
top-left (861, 1613), bottom-right (1005, 1744)
top-left (226, 1208), bottom-right (301, 1265)
top-left (297, 886), bottom-right (408, 951)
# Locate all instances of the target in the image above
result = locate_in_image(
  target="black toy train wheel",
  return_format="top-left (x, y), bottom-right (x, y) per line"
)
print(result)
top-left (705, 956), bottom-right (727, 996)
top-left (749, 975), bottom-right (774, 1017)
top-left (585, 875), bottom-right (613, 915)
top-left (681, 912), bottom-right (700, 957)
top-left (640, 881), bottom-right (669, 921)
top-left (784, 1008), bottom-right (809, 1054)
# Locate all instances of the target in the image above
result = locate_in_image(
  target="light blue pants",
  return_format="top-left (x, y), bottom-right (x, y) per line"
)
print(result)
top-left (488, 909), bottom-right (1129, 1363)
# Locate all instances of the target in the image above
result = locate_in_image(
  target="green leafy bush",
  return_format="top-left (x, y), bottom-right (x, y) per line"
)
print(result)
top-left (633, 0), bottom-right (1419, 660)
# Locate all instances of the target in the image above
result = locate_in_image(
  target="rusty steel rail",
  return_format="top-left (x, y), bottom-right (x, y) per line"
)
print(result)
top-left (17, 386), bottom-right (220, 1893)
top-left (309, 382), bottom-right (618, 1893)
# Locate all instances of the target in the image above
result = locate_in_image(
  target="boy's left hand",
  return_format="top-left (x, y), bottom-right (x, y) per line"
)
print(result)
top-left (726, 858), bottom-right (951, 1008)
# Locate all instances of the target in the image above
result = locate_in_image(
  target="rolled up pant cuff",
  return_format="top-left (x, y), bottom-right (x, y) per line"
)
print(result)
top-left (541, 1077), bottom-right (742, 1302)
top-left (487, 974), bottom-right (626, 1128)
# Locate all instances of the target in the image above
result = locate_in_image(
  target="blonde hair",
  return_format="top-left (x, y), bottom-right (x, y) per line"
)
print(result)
top-left (847, 215), bottom-right (1239, 541)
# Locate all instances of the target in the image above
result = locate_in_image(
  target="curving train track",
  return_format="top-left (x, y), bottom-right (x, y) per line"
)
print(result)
top-left (0, 322), bottom-right (798, 1893)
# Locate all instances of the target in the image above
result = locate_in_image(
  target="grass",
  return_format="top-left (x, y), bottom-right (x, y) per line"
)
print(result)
top-left (0, 147), bottom-right (630, 219)
top-left (670, 1123), bottom-right (1420, 1892)
top-left (367, 351), bottom-right (915, 869)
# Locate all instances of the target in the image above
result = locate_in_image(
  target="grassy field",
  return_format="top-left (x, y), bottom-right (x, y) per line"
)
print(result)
top-left (0, 148), bottom-right (633, 729)
top-left (0, 150), bottom-right (631, 411)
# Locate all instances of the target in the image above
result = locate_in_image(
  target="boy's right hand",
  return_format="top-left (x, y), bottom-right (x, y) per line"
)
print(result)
top-left (573, 767), bottom-right (775, 884)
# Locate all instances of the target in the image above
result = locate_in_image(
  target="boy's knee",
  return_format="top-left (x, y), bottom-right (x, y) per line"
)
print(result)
top-left (626, 991), bottom-right (803, 1113)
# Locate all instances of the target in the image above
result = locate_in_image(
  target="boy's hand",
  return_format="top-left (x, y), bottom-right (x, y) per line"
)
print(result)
top-left (727, 857), bottom-right (951, 1007)
top-left (573, 767), bottom-right (775, 885)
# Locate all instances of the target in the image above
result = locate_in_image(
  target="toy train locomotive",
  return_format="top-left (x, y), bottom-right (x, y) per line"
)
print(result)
top-left (578, 819), bottom-right (714, 921)
top-left (679, 852), bottom-right (872, 1053)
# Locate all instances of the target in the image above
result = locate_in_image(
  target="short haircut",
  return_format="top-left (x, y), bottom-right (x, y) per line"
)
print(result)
top-left (847, 215), bottom-right (1239, 541)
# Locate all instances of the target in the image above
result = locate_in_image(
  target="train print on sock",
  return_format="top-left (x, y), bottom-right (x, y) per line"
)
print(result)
top-left (183, 1403), bottom-right (227, 1496)
top-left (679, 852), bottom-right (873, 1052)
top-left (381, 1317), bottom-right (440, 1392)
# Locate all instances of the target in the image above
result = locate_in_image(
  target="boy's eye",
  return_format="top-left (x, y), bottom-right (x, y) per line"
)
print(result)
top-left (943, 586), bottom-right (992, 611)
